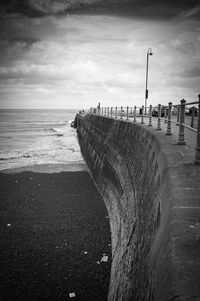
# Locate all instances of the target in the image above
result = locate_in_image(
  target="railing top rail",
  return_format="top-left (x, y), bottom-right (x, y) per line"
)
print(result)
top-left (182, 123), bottom-right (198, 133)
top-left (100, 100), bottom-right (199, 108)
top-left (172, 101), bottom-right (198, 107)
top-left (185, 101), bottom-right (199, 106)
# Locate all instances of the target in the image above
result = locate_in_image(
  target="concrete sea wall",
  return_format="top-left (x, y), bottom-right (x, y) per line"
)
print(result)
top-left (75, 113), bottom-right (200, 301)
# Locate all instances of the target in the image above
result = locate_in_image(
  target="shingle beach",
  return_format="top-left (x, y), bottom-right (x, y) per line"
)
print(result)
top-left (0, 164), bottom-right (111, 300)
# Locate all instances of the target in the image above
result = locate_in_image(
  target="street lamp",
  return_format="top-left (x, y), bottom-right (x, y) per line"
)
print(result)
top-left (145, 48), bottom-right (153, 114)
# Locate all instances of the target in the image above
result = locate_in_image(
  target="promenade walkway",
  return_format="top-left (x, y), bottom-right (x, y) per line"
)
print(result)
top-left (95, 112), bottom-right (199, 164)
top-left (140, 115), bottom-right (197, 153)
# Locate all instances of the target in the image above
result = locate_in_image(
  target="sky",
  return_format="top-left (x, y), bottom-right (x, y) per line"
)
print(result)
top-left (0, 0), bottom-right (200, 109)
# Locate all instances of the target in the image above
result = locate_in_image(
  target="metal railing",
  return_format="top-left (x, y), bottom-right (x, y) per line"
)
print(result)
top-left (89, 95), bottom-right (200, 164)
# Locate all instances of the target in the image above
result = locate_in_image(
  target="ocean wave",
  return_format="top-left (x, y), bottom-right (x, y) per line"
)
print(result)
top-left (50, 126), bottom-right (68, 136)
top-left (52, 132), bottom-right (64, 137)
top-left (18, 121), bottom-right (67, 125)
top-left (52, 127), bottom-right (63, 132)
top-left (0, 110), bottom-right (80, 170)
top-left (0, 153), bottom-right (37, 161)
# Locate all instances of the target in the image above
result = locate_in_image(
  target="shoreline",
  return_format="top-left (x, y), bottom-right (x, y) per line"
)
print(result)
top-left (0, 162), bottom-right (88, 174)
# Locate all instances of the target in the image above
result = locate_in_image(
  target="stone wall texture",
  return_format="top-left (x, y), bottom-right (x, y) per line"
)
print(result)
top-left (76, 113), bottom-right (200, 301)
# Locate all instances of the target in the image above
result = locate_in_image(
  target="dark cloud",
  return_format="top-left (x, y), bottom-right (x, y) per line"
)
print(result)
top-left (181, 66), bottom-right (200, 78)
top-left (8, 37), bottom-right (39, 46)
top-left (170, 64), bottom-right (200, 79)
top-left (0, 0), bottom-right (199, 19)
top-left (170, 41), bottom-right (196, 56)
top-left (0, 16), bottom-right (36, 41)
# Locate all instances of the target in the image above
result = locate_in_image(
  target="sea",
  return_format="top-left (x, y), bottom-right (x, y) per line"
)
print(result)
top-left (0, 109), bottom-right (84, 171)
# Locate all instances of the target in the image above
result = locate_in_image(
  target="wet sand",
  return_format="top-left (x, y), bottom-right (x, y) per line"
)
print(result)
top-left (0, 167), bottom-right (111, 300)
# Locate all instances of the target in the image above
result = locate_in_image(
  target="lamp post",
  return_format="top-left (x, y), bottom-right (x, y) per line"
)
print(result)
top-left (145, 48), bottom-right (153, 115)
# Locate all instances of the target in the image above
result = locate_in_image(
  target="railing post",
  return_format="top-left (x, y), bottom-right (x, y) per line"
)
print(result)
top-left (148, 105), bottom-right (152, 126)
top-left (126, 106), bottom-right (129, 120)
top-left (111, 107), bottom-right (113, 118)
top-left (141, 105), bottom-right (144, 124)
top-left (166, 102), bottom-right (172, 135)
top-left (107, 107), bottom-right (110, 117)
top-left (115, 107), bottom-right (117, 118)
top-left (101, 107), bottom-right (103, 116)
top-left (120, 106), bottom-right (123, 119)
top-left (191, 107), bottom-right (195, 128)
top-left (134, 106), bottom-right (137, 122)
top-left (195, 94), bottom-right (200, 164)
top-left (176, 106), bottom-right (180, 125)
top-left (104, 107), bottom-right (106, 117)
top-left (178, 99), bottom-right (186, 145)
top-left (98, 104), bottom-right (100, 115)
top-left (157, 104), bottom-right (162, 130)
top-left (164, 106), bottom-right (167, 123)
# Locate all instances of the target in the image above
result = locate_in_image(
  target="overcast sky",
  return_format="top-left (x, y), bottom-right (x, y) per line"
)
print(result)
top-left (0, 0), bottom-right (200, 109)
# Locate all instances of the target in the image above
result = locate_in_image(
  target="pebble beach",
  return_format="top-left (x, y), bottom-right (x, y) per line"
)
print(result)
top-left (0, 164), bottom-right (111, 300)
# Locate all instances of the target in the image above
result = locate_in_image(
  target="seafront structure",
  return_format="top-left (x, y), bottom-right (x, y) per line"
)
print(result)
top-left (75, 95), bottom-right (200, 301)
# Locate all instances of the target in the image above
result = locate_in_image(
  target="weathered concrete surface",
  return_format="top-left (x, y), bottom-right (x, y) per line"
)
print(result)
top-left (76, 113), bottom-right (200, 301)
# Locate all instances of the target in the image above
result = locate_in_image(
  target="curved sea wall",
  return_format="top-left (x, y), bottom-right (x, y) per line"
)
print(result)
top-left (75, 113), bottom-right (200, 301)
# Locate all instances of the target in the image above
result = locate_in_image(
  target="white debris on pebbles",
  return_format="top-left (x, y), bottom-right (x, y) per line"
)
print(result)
top-left (69, 292), bottom-right (76, 298)
top-left (101, 255), bottom-right (108, 262)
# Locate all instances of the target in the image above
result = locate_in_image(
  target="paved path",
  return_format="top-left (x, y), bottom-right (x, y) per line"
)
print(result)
top-left (115, 114), bottom-right (198, 162)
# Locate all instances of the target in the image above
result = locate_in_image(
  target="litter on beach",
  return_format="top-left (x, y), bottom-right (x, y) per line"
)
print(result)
top-left (7, 224), bottom-right (11, 227)
top-left (83, 251), bottom-right (88, 254)
top-left (69, 292), bottom-right (76, 298)
top-left (101, 255), bottom-right (108, 262)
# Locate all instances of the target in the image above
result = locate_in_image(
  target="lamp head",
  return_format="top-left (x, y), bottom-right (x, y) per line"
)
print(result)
top-left (148, 48), bottom-right (153, 55)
